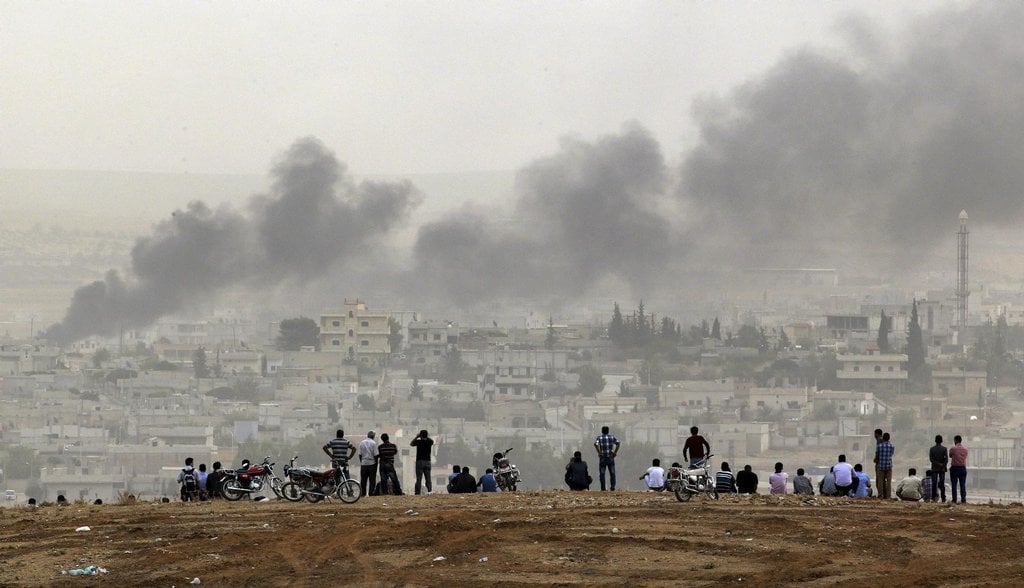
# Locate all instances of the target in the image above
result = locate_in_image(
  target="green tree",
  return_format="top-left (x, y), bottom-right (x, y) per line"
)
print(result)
top-left (711, 317), bottom-right (721, 340)
top-left (734, 324), bottom-right (760, 348)
top-left (609, 303), bottom-right (625, 346)
top-left (877, 310), bottom-right (891, 353)
top-left (92, 348), bottom-right (111, 368)
top-left (572, 365), bottom-right (606, 396)
top-left (388, 317), bottom-right (403, 355)
top-left (777, 328), bottom-right (791, 351)
top-left (276, 317), bottom-right (320, 351)
top-left (410, 378), bottom-right (424, 400)
top-left (443, 347), bottom-right (465, 384)
top-left (907, 300), bottom-right (926, 393)
top-left (545, 316), bottom-right (557, 350)
top-left (193, 346), bottom-right (210, 379)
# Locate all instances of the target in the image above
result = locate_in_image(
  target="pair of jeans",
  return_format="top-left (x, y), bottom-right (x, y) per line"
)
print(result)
top-left (379, 462), bottom-right (402, 495)
top-left (930, 470), bottom-right (947, 501)
top-left (949, 466), bottom-right (967, 503)
top-left (415, 460), bottom-right (432, 494)
top-left (598, 456), bottom-right (616, 491)
top-left (360, 463), bottom-right (378, 497)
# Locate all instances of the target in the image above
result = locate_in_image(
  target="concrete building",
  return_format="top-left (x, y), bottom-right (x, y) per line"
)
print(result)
top-left (320, 299), bottom-right (390, 368)
top-left (835, 351), bottom-right (908, 394)
top-left (407, 320), bottom-right (457, 377)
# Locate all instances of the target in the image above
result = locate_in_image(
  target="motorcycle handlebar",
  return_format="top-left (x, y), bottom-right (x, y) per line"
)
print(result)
top-left (505, 448), bottom-right (514, 454)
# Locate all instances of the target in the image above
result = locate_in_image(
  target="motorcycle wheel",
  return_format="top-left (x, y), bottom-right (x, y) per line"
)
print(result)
top-left (280, 481), bottom-right (305, 503)
top-left (269, 477), bottom-right (285, 499)
top-left (221, 479), bottom-right (245, 502)
top-left (674, 487), bottom-right (692, 502)
top-left (337, 479), bottom-right (361, 504)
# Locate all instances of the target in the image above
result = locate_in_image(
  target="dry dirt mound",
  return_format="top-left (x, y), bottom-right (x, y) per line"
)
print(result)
top-left (2, 492), bottom-right (1022, 586)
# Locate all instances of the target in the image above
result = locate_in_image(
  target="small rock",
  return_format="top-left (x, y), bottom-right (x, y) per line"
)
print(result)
top-left (479, 557), bottom-right (488, 562)
top-left (611, 527), bottom-right (620, 534)
top-left (190, 578), bottom-right (202, 585)
top-left (75, 526), bottom-right (91, 532)
top-left (432, 556), bottom-right (446, 562)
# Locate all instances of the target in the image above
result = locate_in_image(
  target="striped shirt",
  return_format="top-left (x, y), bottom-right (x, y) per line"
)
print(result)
top-left (328, 437), bottom-right (353, 464)
top-left (377, 442), bottom-right (398, 465)
top-left (716, 470), bottom-right (737, 493)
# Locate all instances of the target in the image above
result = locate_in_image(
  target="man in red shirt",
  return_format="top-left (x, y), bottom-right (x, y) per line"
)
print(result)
top-left (949, 435), bottom-right (969, 504)
top-left (683, 426), bottom-right (711, 467)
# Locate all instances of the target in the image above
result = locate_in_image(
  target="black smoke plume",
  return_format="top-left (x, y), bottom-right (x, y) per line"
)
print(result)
top-left (45, 137), bottom-right (419, 344)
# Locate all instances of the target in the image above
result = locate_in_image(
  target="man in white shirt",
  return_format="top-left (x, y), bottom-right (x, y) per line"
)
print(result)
top-left (833, 454), bottom-right (859, 496)
top-left (639, 458), bottom-right (666, 491)
top-left (358, 431), bottom-right (379, 497)
top-left (896, 468), bottom-right (925, 501)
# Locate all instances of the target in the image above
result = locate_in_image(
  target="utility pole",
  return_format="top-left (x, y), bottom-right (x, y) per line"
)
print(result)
top-left (956, 210), bottom-right (969, 344)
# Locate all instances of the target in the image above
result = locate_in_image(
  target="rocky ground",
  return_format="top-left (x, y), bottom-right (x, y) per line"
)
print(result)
top-left (1, 491), bottom-right (1022, 587)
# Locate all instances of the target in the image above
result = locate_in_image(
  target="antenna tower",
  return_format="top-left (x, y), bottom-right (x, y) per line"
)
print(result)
top-left (956, 210), bottom-right (969, 338)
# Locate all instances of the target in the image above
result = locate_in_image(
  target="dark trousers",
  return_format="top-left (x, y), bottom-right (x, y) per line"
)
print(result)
top-left (379, 462), bottom-right (402, 495)
top-left (836, 476), bottom-right (860, 497)
top-left (950, 466), bottom-right (967, 503)
top-left (599, 456), bottom-right (616, 491)
top-left (415, 460), bottom-right (432, 494)
top-left (930, 470), bottom-right (947, 501)
top-left (360, 463), bottom-right (378, 497)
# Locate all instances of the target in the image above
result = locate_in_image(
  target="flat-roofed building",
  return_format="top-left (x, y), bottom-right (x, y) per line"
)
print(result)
top-left (320, 299), bottom-right (390, 368)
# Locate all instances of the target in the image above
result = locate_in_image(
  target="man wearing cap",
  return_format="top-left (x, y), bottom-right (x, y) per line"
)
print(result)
top-left (358, 430), bottom-right (379, 497)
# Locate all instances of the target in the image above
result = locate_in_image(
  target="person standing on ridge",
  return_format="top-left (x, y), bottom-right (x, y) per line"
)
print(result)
top-left (593, 426), bottom-right (621, 491)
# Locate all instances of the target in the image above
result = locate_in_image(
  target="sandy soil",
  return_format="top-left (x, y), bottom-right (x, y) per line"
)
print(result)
top-left (1, 492), bottom-right (1022, 587)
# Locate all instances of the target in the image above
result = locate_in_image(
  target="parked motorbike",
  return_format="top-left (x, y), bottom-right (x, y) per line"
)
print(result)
top-left (492, 448), bottom-right (521, 492)
top-left (666, 454), bottom-right (718, 502)
top-left (281, 457), bottom-right (361, 504)
top-left (221, 456), bottom-right (281, 501)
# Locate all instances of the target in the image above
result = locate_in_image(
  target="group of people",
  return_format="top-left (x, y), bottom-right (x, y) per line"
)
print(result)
top-left (321, 428), bottom-right (434, 496)
top-left (175, 456), bottom-right (227, 501)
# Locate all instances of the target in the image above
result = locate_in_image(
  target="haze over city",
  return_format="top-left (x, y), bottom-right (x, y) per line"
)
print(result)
top-left (5, 1), bottom-right (1024, 339)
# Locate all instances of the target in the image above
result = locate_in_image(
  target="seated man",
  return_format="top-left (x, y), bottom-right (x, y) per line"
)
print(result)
top-left (639, 458), bottom-right (666, 491)
top-left (818, 467), bottom-right (838, 496)
top-left (792, 468), bottom-right (814, 495)
top-left (451, 466), bottom-right (478, 494)
top-left (447, 465), bottom-right (461, 494)
top-left (896, 468), bottom-right (924, 501)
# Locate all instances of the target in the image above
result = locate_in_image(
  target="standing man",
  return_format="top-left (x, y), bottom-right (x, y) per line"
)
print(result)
top-left (683, 426), bottom-right (711, 467)
top-left (949, 434), bottom-right (969, 504)
top-left (875, 432), bottom-right (894, 499)
top-left (376, 433), bottom-right (402, 495)
top-left (593, 425), bottom-right (621, 491)
top-left (358, 431), bottom-right (379, 497)
top-left (929, 434), bottom-right (949, 503)
top-left (411, 429), bottom-right (434, 495)
top-left (323, 429), bottom-right (356, 479)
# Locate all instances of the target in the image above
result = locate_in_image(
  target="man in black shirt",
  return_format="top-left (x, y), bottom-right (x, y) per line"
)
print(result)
top-left (411, 429), bottom-right (434, 495)
top-left (451, 466), bottom-right (477, 493)
top-left (736, 464), bottom-right (759, 494)
top-left (929, 434), bottom-right (948, 502)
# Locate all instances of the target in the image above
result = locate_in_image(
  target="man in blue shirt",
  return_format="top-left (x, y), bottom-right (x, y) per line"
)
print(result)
top-left (852, 463), bottom-right (872, 497)
top-left (874, 432), bottom-right (894, 499)
top-left (478, 468), bottom-right (500, 492)
top-left (593, 426), bottom-right (621, 491)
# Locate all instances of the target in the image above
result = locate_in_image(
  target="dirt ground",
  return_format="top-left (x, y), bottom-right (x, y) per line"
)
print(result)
top-left (2, 492), bottom-right (1023, 587)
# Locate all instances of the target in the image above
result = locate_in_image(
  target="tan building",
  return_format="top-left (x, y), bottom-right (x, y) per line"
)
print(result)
top-left (319, 299), bottom-right (390, 368)
top-left (836, 351), bottom-right (908, 394)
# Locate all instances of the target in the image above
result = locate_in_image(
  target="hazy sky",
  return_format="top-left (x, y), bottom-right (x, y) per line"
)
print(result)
top-left (2, 1), bottom-right (951, 176)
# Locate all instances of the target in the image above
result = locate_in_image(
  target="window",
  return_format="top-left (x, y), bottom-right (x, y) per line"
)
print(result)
top-left (874, 366), bottom-right (881, 372)
top-left (361, 340), bottom-right (369, 347)
top-left (332, 339), bottom-right (340, 346)
top-left (433, 334), bottom-right (441, 341)
top-left (756, 401), bottom-right (765, 407)
top-left (853, 366), bottom-right (860, 372)
top-left (361, 321), bottom-right (369, 327)
top-left (332, 320), bottom-right (340, 327)
top-left (433, 350), bottom-right (442, 356)
top-left (348, 330), bottom-right (354, 337)
top-left (348, 311), bottom-right (354, 318)
top-left (888, 366), bottom-right (894, 372)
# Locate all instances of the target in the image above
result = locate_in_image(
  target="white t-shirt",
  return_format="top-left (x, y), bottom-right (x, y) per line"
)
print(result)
top-left (833, 462), bottom-right (855, 486)
top-left (644, 466), bottom-right (666, 488)
top-left (358, 438), bottom-right (379, 466)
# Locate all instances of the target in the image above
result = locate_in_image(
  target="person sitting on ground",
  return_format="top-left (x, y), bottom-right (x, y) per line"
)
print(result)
top-left (639, 458), bottom-right (666, 491)
top-left (852, 464), bottom-right (872, 498)
top-left (769, 462), bottom-right (788, 495)
top-left (177, 457), bottom-right (199, 502)
top-left (451, 466), bottom-right (478, 493)
top-left (197, 463), bottom-right (209, 500)
top-left (819, 467), bottom-right (838, 496)
top-left (478, 468), bottom-right (500, 492)
top-left (833, 454), bottom-right (859, 497)
top-left (56, 494), bottom-right (68, 505)
top-left (896, 468), bottom-right (924, 501)
top-left (716, 462), bottom-right (738, 494)
top-left (792, 468), bottom-right (814, 495)
top-left (565, 451), bottom-right (591, 491)
top-left (206, 461), bottom-right (224, 499)
top-left (447, 465), bottom-right (461, 493)
top-left (736, 464), bottom-right (759, 494)
top-left (922, 470), bottom-right (934, 502)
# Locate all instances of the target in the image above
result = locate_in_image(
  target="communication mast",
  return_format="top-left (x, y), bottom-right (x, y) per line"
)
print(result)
top-left (956, 210), bottom-right (969, 341)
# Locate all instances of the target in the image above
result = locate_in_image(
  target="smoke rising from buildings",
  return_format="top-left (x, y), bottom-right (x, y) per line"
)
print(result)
top-left (45, 138), bottom-right (419, 344)
top-left (45, 2), bottom-right (1024, 340)
top-left (681, 2), bottom-right (1024, 270)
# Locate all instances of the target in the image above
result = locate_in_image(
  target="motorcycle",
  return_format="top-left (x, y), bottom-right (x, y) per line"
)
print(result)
top-left (666, 454), bottom-right (718, 502)
top-left (492, 448), bottom-right (522, 492)
top-left (221, 456), bottom-right (282, 501)
top-left (281, 459), bottom-right (360, 504)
